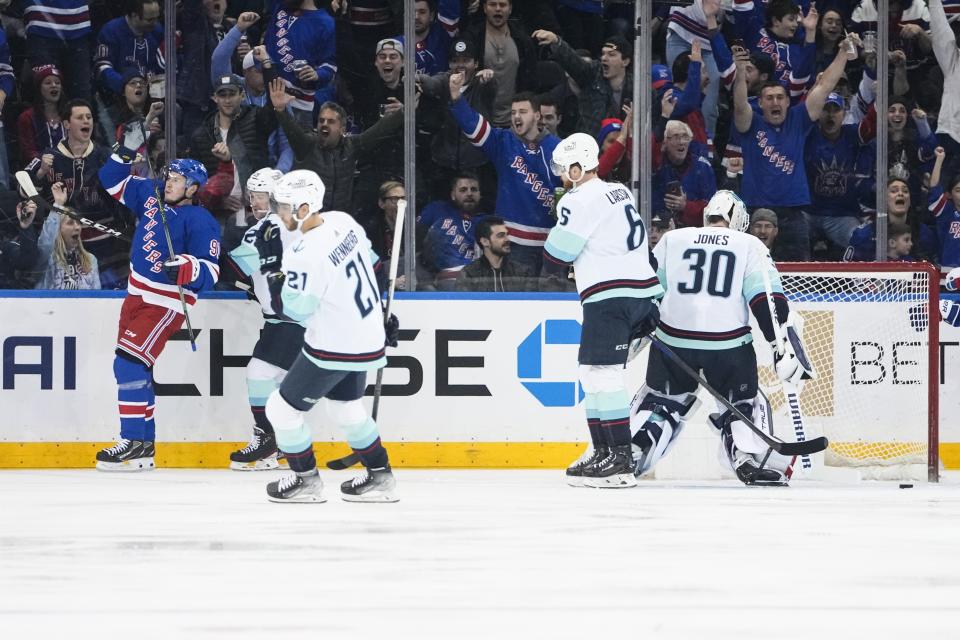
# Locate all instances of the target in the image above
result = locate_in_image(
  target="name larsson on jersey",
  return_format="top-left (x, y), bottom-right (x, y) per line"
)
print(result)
top-left (328, 230), bottom-right (360, 266)
top-left (605, 187), bottom-right (631, 204)
top-left (509, 156), bottom-right (554, 209)
top-left (755, 131), bottom-right (797, 175)
top-left (141, 196), bottom-right (166, 274)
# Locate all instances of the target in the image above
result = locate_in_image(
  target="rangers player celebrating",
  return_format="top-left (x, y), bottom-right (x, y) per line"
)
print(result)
top-left (219, 168), bottom-right (305, 471)
top-left (631, 190), bottom-right (813, 486)
top-left (542, 133), bottom-right (663, 489)
top-left (95, 142), bottom-right (221, 471)
top-left (254, 170), bottom-right (400, 503)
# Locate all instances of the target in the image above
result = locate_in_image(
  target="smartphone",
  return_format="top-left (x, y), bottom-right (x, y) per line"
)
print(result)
top-left (666, 181), bottom-right (682, 197)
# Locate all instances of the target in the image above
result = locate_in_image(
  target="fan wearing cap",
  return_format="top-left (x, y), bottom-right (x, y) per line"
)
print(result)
top-left (532, 29), bottom-right (633, 139)
top-left (109, 68), bottom-right (165, 172)
top-left (648, 212), bottom-right (675, 250)
top-left (748, 208), bottom-right (782, 258)
top-left (417, 35), bottom-right (497, 200)
top-left (17, 65), bottom-right (66, 166)
top-left (803, 91), bottom-right (870, 256)
top-left (350, 38), bottom-right (406, 130)
top-left (264, 0), bottom-right (337, 129)
top-left (190, 73), bottom-right (279, 219)
top-left (410, 0), bottom-right (460, 75)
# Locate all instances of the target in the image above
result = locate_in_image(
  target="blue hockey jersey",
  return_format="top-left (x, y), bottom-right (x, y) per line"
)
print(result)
top-left (805, 124), bottom-right (868, 218)
top-left (21, 1), bottom-right (91, 40)
top-left (450, 97), bottom-right (561, 246)
top-left (265, 0), bottom-right (337, 112)
top-left (94, 17), bottom-right (164, 95)
top-left (413, 0), bottom-right (459, 75)
top-left (929, 185), bottom-right (960, 268)
top-left (100, 154), bottom-right (221, 312)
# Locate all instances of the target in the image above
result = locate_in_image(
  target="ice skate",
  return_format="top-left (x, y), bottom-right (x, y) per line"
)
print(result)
top-left (230, 427), bottom-right (281, 471)
top-left (341, 465), bottom-right (399, 503)
top-left (582, 445), bottom-right (637, 488)
top-left (267, 470), bottom-right (326, 503)
top-left (735, 454), bottom-right (788, 487)
top-left (565, 446), bottom-right (608, 487)
top-left (95, 439), bottom-right (155, 472)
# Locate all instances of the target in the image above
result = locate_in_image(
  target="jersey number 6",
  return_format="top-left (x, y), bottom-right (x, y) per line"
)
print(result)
top-left (624, 204), bottom-right (645, 251)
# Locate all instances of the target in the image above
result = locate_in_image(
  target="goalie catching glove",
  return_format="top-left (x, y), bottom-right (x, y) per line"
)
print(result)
top-left (770, 316), bottom-right (816, 385)
top-left (255, 222), bottom-right (284, 274)
top-left (164, 254), bottom-right (202, 286)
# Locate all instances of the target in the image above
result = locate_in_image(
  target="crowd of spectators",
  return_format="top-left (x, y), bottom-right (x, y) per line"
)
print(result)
top-left (0, 0), bottom-right (957, 293)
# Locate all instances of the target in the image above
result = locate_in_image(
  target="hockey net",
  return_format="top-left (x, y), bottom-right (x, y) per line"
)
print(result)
top-left (757, 262), bottom-right (939, 482)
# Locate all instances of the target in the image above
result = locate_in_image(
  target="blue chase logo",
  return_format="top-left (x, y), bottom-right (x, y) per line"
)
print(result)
top-left (517, 320), bottom-right (584, 407)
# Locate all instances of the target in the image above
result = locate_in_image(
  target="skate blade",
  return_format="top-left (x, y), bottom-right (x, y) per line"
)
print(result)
top-left (267, 493), bottom-right (327, 504)
top-left (95, 458), bottom-right (155, 472)
top-left (583, 473), bottom-right (638, 489)
top-left (230, 457), bottom-right (280, 471)
top-left (341, 491), bottom-right (399, 503)
top-left (566, 475), bottom-right (587, 487)
top-left (744, 480), bottom-right (790, 487)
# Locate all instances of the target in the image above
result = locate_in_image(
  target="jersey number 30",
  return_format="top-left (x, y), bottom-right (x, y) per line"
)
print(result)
top-left (345, 254), bottom-right (378, 318)
top-left (677, 248), bottom-right (735, 297)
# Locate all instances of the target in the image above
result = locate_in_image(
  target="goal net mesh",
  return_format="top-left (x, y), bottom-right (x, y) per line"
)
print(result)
top-left (755, 267), bottom-right (933, 474)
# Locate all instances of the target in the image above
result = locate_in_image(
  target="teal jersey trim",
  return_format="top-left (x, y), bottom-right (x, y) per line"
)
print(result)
top-left (583, 284), bottom-right (664, 304)
top-left (302, 350), bottom-right (387, 372)
top-left (544, 227), bottom-right (587, 263)
top-left (654, 328), bottom-right (754, 351)
top-left (280, 288), bottom-right (319, 323)
top-left (228, 242), bottom-right (259, 277)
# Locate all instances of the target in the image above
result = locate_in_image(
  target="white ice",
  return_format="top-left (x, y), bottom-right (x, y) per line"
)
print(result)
top-left (2, 469), bottom-right (959, 639)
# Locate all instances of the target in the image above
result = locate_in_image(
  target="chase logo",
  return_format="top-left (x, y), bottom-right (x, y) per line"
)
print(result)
top-left (517, 320), bottom-right (584, 407)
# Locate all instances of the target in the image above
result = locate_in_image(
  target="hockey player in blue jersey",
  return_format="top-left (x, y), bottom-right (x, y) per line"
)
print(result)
top-left (94, 137), bottom-right (221, 471)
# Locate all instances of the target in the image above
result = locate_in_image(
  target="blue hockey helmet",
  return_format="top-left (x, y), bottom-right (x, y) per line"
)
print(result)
top-left (166, 158), bottom-right (208, 189)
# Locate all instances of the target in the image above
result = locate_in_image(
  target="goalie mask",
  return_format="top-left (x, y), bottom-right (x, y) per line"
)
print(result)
top-left (703, 190), bottom-right (749, 233)
top-left (551, 133), bottom-right (600, 186)
top-left (246, 168), bottom-right (283, 219)
top-left (272, 170), bottom-right (325, 231)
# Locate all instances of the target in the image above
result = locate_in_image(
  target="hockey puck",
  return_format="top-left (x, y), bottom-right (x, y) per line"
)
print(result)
top-left (899, 483), bottom-right (914, 489)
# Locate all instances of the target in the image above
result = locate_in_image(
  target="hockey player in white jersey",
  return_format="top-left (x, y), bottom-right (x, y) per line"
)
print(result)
top-left (219, 168), bottom-right (303, 470)
top-left (631, 190), bottom-right (814, 486)
top-left (253, 170), bottom-right (400, 503)
top-left (542, 133), bottom-right (663, 488)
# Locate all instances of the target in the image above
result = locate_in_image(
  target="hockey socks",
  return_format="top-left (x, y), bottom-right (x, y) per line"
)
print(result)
top-left (283, 446), bottom-right (318, 473)
top-left (591, 389), bottom-right (631, 447)
top-left (251, 405), bottom-right (274, 435)
top-left (583, 394), bottom-right (605, 448)
top-left (114, 353), bottom-right (154, 442)
top-left (247, 366), bottom-right (280, 436)
top-left (342, 418), bottom-right (389, 469)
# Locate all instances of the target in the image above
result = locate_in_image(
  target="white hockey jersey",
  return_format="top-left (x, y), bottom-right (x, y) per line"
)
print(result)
top-left (228, 213), bottom-right (302, 319)
top-left (279, 211), bottom-right (387, 371)
top-left (652, 226), bottom-right (784, 350)
top-left (543, 178), bottom-right (663, 303)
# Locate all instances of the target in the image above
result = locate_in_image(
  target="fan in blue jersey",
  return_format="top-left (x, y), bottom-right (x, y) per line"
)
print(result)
top-left (94, 137), bottom-right (221, 472)
top-left (845, 176), bottom-right (938, 262)
top-left (94, 0), bottom-right (164, 96)
top-left (929, 146), bottom-right (960, 269)
top-left (409, 0), bottom-right (460, 75)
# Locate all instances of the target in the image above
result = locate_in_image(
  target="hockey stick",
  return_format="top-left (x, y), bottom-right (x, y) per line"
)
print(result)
top-left (326, 198), bottom-right (407, 471)
top-left (138, 120), bottom-right (198, 352)
top-left (15, 171), bottom-right (132, 244)
top-left (649, 336), bottom-right (828, 457)
top-left (760, 266), bottom-right (813, 471)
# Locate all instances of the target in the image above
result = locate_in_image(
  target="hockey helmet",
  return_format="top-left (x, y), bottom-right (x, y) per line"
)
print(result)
top-left (272, 170), bottom-right (325, 227)
top-left (166, 158), bottom-right (208, 189)
top-left (551, 132), bottom-right (600, 181)
top-left (703, 190), bottom-right (750, 233)
top-left (246, 168), bottom-right (283, 195)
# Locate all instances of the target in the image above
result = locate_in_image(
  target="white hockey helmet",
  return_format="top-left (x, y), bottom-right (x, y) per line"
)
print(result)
top-left (703, 190), bottom-right (750, 233)
top-left (272, 170), bottom-right (325, 228)
top-left (247, 168), bottom-right (283, 195)
top-left (551, 132), bottom-right (600, 183)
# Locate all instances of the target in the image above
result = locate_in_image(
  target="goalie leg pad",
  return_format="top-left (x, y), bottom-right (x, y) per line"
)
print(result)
top-left (630, 386), bottom-right (699, 476)
top-left (712, 392), bottom-right (792, 484)
top-left (114, 353), bottom-right (152, 442)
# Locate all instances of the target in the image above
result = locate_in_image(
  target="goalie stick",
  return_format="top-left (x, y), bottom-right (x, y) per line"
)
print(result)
top-left (326, 198), bottom-right (407, 471)
top-left (649, 336), bottom-right (829, 458)
top-left (760, 266), bottom-right (814, 471)
top-left (15, 171), bottom-right (131, 244)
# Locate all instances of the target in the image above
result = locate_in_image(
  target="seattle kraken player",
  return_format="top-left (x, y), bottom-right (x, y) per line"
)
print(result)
top-left (542, 133), bottom-right (663, 489)
top-left (254, 170), bottom-right (400, 503)
top-left (96, 141), bottom-right (221, 471)
top-left (631, 190), bottom-right (814, 486)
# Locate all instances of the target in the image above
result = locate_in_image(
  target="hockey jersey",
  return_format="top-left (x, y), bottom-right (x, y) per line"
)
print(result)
top-left (805, 123), bottom-right (868, 218)
top-left (450, 97), bottom-right (561, 246)
top-left (543, 178), bottom-right (662, 304)
top-left (423, 209), bottom-right (484, 275)
top-left (265, 0), bottom-right (337, 112)
top-left (653, 226), bottom-right (784, 350)
top-left (21, 1), bottom-right (91, 40)
top-left (279, 211), bottom-right (387, 372)
top-left (100, 154), bottom-right (221, 312)
top-left (413, 0), bottom-right (459, 75)
top-left (225, 213), bottom-right (302, 319)
top-left (94, 17), bottom-right (165, 95)
top-left (929, 185), bottom-right (960, 268)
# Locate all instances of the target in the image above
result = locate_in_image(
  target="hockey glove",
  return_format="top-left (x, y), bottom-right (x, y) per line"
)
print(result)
top-left (630, 299), bottom-right (661, 341)
top-left (384, 313), bottom-right (400, 347)
top-left (946, 267), bottom-right (960, 292)
top-left (255, 222), bottom-right (284, 274)
top-left (941, 300), bottom-right (960, 327)
top-left (112, 119), bottom-right (147, 163)
top-left (163, 254), bottom-right (201, 286)
top-left (771, 323), bottom-right (815, 385)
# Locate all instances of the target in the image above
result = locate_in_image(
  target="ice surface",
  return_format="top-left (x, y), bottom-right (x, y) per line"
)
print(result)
top-left (2, 469), bottom-right (959, 639)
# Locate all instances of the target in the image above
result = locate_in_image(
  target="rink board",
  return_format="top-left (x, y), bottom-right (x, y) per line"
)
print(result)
top-left (0, 291), bottom-right (958, 469)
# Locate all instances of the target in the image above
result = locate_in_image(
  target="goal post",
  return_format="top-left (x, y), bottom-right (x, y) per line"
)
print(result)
top-left (768, 262), bottom-right (940, 482)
